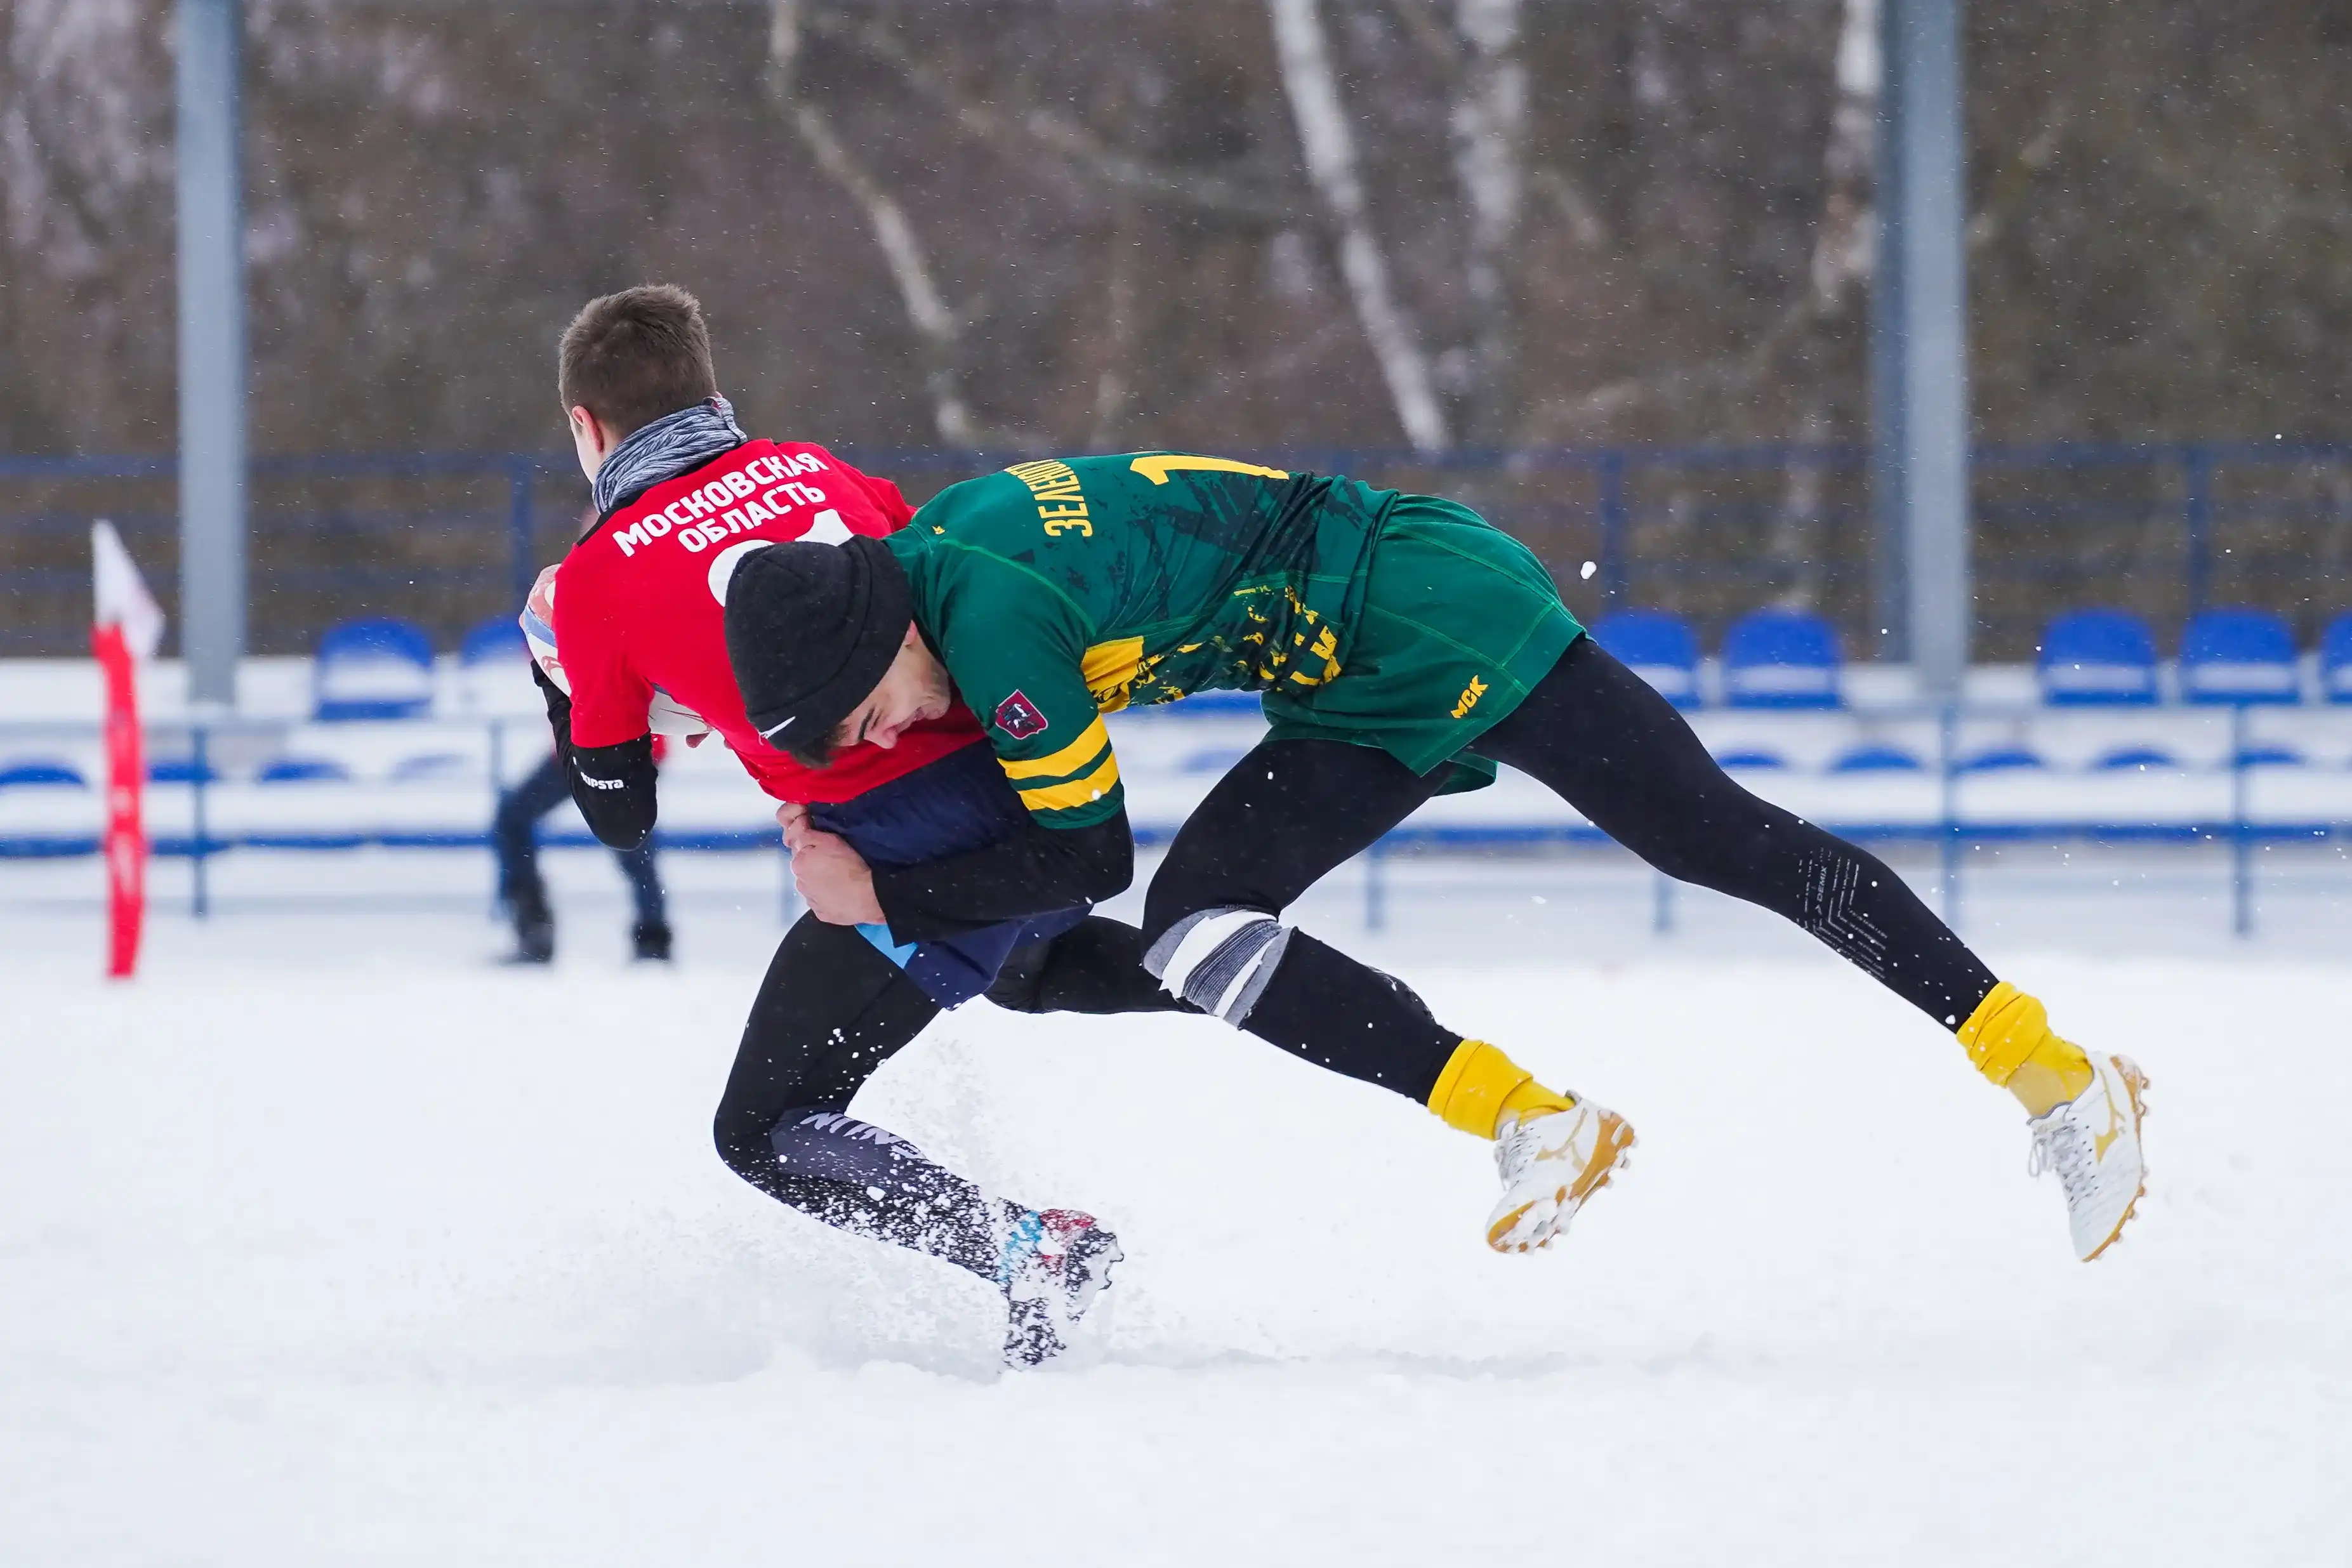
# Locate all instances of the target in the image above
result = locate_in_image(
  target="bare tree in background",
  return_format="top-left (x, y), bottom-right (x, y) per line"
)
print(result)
top-left (1088, 193), bottom-right (1141, 449)
top-left (3, 0), bottom-right (2344, 658)
top-left (1267, 0), bottom-right (1450, 452)
top-left (1, 0), bottom-right (150, 275)
top-left (804, 0), bottom-right (1467, 453)
top-left (1813, 0), bottom-right (1879, 318)
top-left (1775, 0), bottom-right (1880, 606)
top-left (1449, 0), bottom-right (1526, 446)
top-left (796, 4), bottom-right (1298, 225)
top-left (767, 0), bottom-right (977, 447)
top-left (0, 0), bottom-right (168, 448)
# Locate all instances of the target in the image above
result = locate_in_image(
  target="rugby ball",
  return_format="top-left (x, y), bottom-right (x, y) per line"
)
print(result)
top-left (520, 564), bottom-right (713, 741)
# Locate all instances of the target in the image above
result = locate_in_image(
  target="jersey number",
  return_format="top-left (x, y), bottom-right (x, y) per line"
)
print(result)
top-left (1129, 455), bottom-right (1292, 486)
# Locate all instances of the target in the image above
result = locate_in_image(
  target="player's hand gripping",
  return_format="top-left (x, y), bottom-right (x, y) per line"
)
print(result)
top-left (777, 803), bottom-right (885, 925)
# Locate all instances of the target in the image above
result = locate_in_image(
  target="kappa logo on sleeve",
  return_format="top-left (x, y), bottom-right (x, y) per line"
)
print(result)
top-left (993, 690), bottom-right (1049, 741)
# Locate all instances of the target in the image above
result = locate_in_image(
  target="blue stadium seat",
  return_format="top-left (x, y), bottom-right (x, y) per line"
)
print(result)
top-left (2094, 746), bottom-right (2178, 771)
top-left (1712, 748), bottom-right (1787, 770)
top-left (315, 616), bottom-right (436, 722)
top-left (1957, 746), bottom-right (2045, 773)
top-left (2179, 608), bottom-right (2299, 704)
top-left (0, 759), bottom-right (87, 789)
top-left (2322, 612), bottom-right (2352, 704)
top-left (256, 756), bottom-right (353, 784)
top-left (2233, 744), bottom-right (2304, 768)
top-left (1589, 610), bottom-right (1700, 708)
top-left (1830, 744), bottom-right (1924, 773)
top-left (1720, 609), bottom-right (1841, 709)
top-left (2038, 610), bottom-right (2158, 705)
top-left (453, 616), bottom-right (536, 716)
top-left (149, 756), bottom-right (220, 784)
top-left (391, 752), bottom-right (471, 782)
top-left (461, 616), bottom-right (528, 666)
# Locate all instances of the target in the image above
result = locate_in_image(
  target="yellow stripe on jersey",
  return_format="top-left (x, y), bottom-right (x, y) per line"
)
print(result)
top-left (1017, 751), bottom-right (1121, 814)
top-left (998, 715), bottom-right (1111, 781)
top-left (1081, 636), bottom-right (1146, 711)
top-left (1128, 454), bottom-right (1292, 487)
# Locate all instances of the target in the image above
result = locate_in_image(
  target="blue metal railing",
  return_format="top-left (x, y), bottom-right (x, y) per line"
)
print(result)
top-left (4, 441), bottom-right (2350, 657)
top-left (1, 702), bottom-right (2342, 939)
top-left (0, 451), bottom-right (571, 656)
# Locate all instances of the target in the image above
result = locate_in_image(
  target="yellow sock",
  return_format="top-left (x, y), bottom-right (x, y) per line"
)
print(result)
top-left (1957, 982), bottom-right (2094, 1117)
top-left (1427, 1039), bottom-right (1577, 1139)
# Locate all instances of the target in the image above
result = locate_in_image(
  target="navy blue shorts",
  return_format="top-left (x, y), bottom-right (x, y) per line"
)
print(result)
top-left (809, 742), bottom-right (1087, 1008)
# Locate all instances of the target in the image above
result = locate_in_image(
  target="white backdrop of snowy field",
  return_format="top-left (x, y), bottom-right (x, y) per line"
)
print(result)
top-left (3, 883), bottom-right (2348, 1566)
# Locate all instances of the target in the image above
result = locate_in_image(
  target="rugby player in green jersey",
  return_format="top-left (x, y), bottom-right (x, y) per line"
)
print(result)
top-left (723, 454), bottom-right (2150, 1262)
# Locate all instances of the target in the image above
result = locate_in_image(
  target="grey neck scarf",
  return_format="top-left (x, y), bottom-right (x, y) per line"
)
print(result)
top-left (591, 394), bottom-right (749, 516)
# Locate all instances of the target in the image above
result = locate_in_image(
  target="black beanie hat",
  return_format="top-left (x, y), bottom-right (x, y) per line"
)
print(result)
top-left (722, 536), bottom-right (913, 755)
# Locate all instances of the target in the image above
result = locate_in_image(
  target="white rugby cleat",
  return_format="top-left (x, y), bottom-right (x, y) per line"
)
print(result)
top-left (2026, 1051), bottom-right (2150, 1261)
top-left (1487, 1100), bottom-right (1635, 1252)
top-left (1000, 1208), bottom-right (1123, 1367)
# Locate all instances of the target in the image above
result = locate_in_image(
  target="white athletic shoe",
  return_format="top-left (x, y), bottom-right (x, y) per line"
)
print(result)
top-left (1000, 1209), bottom-right (1122, 1367)
top-left (1487, 1100), bottom-right (1636, 1252)
top-left (2026, 1051), bottom-right (2150, 1262)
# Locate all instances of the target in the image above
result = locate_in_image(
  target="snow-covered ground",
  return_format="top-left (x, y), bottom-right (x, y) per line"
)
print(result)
top-left (3, 866), bottom-right (2348, 1565)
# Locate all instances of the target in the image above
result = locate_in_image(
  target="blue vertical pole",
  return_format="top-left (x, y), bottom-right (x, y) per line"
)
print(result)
top-left (1874, 0), bottom-right (1971, 695)
top-left (2183, 446), bottom-right (2213, 619)
top-left (508, 459), bottom-right (536, 612)
top-left (1597, 451), bottom-right (1629, 610)
top-left (1870, 192), bottom-right (1908, 664)
top-left (1651, 868), bottom-right (1674, 935)
top-left (178, 0), bottom-right (246, 712)
top-left (1365, 838), bottom-right (1388, 932)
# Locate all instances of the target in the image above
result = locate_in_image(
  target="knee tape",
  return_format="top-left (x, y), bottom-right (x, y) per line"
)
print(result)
top-left (1144, 907), bottom-right (1293, 1024)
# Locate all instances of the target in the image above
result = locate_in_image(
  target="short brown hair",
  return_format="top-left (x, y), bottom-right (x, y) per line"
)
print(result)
top-left (557, 284), bottom-right (719, 439)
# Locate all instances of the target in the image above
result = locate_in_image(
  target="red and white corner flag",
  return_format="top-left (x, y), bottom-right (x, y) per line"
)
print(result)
top-left (93, 521), bottom-right (163, 979)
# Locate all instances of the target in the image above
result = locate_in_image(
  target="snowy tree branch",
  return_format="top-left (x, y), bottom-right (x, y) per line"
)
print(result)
top-left (1450, 0), bottom-right (1526, 442)
top-left (1267, 0), bottom-right (1450, 452)
top-left (802, 6), bottom-right (1302, 224)
top-left (767, 0), bottom-right (977, 448)
top-left (1808, 0), bottom-right (1879, 315)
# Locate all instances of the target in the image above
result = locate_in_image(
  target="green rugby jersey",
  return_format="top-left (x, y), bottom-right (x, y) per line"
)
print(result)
top-left (885, 453), bottom-right (1399, 828)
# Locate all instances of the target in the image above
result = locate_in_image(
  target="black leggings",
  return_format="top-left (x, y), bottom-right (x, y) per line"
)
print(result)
top-left (1143, 635), bottom-right (1999, 1104)
top-left (711, 912), bottom-right (1184, 1280)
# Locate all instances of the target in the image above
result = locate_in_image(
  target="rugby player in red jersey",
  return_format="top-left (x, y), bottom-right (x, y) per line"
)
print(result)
top-left (531, 286), bottom-right (1173, 1364)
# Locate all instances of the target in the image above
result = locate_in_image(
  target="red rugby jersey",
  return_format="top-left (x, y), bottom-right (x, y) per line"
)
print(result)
top-left (553, 438), bottom-right (982, 805)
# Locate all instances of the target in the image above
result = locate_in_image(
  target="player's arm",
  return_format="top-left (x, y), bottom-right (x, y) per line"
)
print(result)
top-left (538, 570), bottom-right (661, 851)
top-left (529, 661), bottom-right (659, 851)
top-left (850, 466), bottom-right (916, 530)
top-left (569, 738), bottom-right (659, 852)
top-left (870, 810), bottom-right (1132, 942)
top-left (868, 576), bottom-right (1133, 940)
top-left (866, 686), bottom-right (1134, 940)
top-left (807, 445), bottom-right (917, 531)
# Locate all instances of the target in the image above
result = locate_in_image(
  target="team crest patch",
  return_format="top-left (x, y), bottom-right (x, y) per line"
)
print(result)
top-left (993, 690), bottom-right (1049, 740)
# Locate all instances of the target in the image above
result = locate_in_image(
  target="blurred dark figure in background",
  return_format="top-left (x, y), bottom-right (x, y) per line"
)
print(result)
top-left (492, 750), bottom-right (671, 963)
